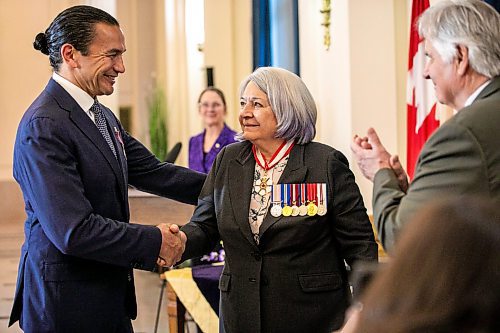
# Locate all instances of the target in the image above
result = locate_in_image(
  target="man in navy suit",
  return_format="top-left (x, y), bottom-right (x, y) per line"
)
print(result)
top-left (8, 5), bottom-right (205, 333)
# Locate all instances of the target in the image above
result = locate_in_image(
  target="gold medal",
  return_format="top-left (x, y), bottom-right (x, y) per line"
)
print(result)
top-left (307, 202), bottom-right (318, 216)
top-left (305, 183), bottom-right (318, 216)
top-left (281, 184), bottom-right (292, 217)
top-left (290, 184), bottom-right (299, 216)
top-left (282, 205), bottom-right (292, 216)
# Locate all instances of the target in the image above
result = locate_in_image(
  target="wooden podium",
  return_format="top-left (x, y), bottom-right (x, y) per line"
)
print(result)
top-left (128, 189), bottom-right (195, 227)
top-left (166, 281), bottom-right (187, 333)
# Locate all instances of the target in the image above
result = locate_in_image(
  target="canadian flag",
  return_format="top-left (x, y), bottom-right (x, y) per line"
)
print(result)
top-left (406, 0), bottom-right (439, 179)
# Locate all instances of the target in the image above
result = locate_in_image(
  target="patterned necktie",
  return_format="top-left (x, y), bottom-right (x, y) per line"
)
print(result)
top-left (90, 100), bottom-right (117, 158)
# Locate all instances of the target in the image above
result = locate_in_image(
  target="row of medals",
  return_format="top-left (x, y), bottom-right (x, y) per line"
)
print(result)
top-left (269, 183), bottom-right (327, 217)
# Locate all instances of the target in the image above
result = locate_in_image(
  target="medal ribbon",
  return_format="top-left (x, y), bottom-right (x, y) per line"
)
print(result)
top-left (318, 183), bottom-right (324, 204)
top-left (300, 183), bottom-right (306, 205)
top-left (285, 184), bottom-right (292, 206)
top-left (252, 140), bottom-right (295, 171)
top-left (292, 184), bottom-right (298, 205)
top-left (307, 183), bottom-right (317, 204)
top-left (280, 183), bottom-right (285, 207)
top-left (272, 184), bottom-right (281, 203)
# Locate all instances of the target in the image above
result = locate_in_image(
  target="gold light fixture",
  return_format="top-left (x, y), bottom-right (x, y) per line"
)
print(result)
top-left (320, 0), bottom-right (331, 50)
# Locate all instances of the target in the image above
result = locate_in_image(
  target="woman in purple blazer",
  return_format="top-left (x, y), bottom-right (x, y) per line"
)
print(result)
top-left (189, 87), bottom-right (237, 173)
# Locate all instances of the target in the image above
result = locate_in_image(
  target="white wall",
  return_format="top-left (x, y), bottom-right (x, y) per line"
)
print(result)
top-left (299, 0), bottom-right (407, 212)
top-left (118, 0), bottom-right (165, 144)
top-left (203, 0), bottom-right (252, 132)
top-left (0, 0), bottom-right (118, 181)
top-left (0, 0), bottom-right (80, 180)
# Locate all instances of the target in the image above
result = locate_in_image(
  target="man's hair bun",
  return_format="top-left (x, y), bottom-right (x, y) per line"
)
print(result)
top-left (33, 32), bottom-right (49, 55)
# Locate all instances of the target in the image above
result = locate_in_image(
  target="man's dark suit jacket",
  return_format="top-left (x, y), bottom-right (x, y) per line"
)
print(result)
top-left (9, 79), bottom-right (205, 333)
top-left (181, 141), bottom-right (378, 333)
top-left (373, 76), bottom-right (500, 251)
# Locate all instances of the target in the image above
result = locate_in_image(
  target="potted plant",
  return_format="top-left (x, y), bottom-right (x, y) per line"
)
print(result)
top-left (148, 86), bottom-right (168, 161)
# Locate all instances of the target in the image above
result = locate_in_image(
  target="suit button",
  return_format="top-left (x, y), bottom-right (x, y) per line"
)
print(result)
top-left (248, 277), bottom-right (257, 283)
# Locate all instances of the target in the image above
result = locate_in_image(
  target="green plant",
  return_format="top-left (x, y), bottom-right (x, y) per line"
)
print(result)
top-left (148, 86), bottom-right (168, 161)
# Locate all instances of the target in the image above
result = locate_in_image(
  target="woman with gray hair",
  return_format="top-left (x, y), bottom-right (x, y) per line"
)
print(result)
top-left (179, 66), bottom-right (378, 333)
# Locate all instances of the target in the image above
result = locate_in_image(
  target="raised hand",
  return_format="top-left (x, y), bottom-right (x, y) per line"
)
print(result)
top-left (156, 223), bottom-right (186, 267)
top-left (351, 127), bottom-right (391, 182)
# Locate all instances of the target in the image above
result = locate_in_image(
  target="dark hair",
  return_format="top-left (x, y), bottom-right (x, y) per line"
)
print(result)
top-left (197, 87), bottom-right (227, 108)
top-left (353, 197), bottom-right (500, 333)
top-left (33, 5), bottom-right (119, 71)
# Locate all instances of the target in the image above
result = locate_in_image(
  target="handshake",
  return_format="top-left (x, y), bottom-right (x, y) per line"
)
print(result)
top-left (156, 223), bottom-right (186, 267)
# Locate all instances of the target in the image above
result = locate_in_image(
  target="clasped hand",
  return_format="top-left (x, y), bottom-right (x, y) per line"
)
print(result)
top-left (156, 223), bottom-right (186, 267)
top-left (351, 127), bottom-right (409, 192)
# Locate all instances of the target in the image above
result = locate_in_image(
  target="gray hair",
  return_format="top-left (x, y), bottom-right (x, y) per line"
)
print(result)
top-left (418, 0), bottom-right (500, 78)
top-left (238, 67), bottom-right (317, 144)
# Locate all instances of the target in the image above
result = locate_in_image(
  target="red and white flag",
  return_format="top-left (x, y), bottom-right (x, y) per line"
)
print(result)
top-left (406, 0), bottom-right (439, 179)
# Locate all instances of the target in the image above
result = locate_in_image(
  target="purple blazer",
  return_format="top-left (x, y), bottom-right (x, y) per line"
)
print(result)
top-left (189, 124), bottom-right (237, 173)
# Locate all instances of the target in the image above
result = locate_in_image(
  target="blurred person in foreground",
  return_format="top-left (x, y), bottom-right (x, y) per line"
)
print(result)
top-left (340, 196), bottom-right (500, 333)
top-left (189, 87), bottom-right (237, 174)
top-left (178, 67), bottom-right (378, 333)
top-left (9, 5), bottom-right (205, 333)
top-left (351, 0), bottom-right (500, 252)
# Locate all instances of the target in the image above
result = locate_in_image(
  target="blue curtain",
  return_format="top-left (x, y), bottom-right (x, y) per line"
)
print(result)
top-left (252, 0), bottom-right (300, 75)
top-left (252, 0), bottom-right (271, 69)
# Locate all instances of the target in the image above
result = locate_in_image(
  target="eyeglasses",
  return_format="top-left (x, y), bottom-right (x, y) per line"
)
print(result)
top-left (199, 102), bottom-right (223, 109)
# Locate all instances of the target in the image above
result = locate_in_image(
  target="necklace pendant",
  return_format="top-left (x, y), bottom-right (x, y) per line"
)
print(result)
top-left (255, 175), bottom-right (272, 196)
